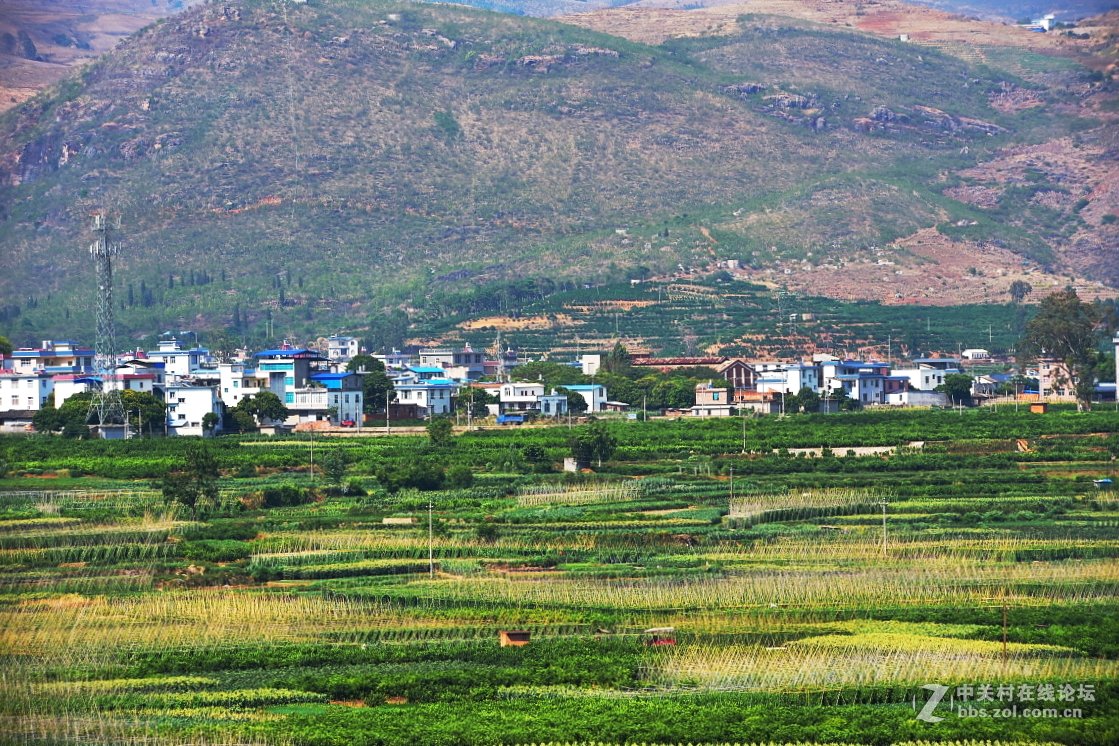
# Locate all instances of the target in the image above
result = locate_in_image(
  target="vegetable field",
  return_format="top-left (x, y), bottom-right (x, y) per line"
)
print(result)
top-left (1, 407), bottom-right (1118, 745)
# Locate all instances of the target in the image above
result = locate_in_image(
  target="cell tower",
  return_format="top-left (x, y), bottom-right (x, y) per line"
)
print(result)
top-left (87, 211), bottom-right (126, 430)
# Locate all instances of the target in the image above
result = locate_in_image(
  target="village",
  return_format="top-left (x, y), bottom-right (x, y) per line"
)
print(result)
top-left (1, 331), bottom-right (1111, 437)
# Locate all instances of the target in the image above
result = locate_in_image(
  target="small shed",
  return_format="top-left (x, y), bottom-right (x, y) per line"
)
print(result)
top-left (1030, 402), bottom-right (1048, 414)
top-left (499, 630), bottom-right (531, 647)
top-left (644, 626), bottom-right (676, 646)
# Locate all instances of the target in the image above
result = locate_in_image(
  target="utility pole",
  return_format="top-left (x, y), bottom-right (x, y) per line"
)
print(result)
top-left (309, 427), bottom-right (314, 485)
top-left (729, 466), bottom-right (734, 503)
top-left (87, 211), bottom-right (126, 433)
top-left (386, 390), bottom-right (390, 434)
top-left (428, 500), bottom-right (435, 578)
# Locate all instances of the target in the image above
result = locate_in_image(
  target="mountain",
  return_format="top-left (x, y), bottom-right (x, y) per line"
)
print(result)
top-left (0, 0), bottom-right (1114, 350)
top-left (0, 0), bottom-right (207, 113)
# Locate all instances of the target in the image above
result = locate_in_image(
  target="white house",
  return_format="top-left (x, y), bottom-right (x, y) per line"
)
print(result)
top-left (327, 336), bottom-right (361, 364)
top-left (394, 379), bottom-right (457, 417)
top-left (164, 384), bottom-right (223, 436)
top-left (6, 341), bottom-right (95, 375)
top-left (891, 365), bottom-right (949, 392)
top-left (145, 338), bottom-right (210, 381)
top-left (0, 372), bottom-right (54, 421)
top-left (579, 354), bottom-right (602, 377)
top-left (499, 382), bottom-right (546, 412)
top-left (961, 349), bottom-right (989, 360)
top-left (284, 372), bottom-right (364, 425)
top-left (564, 384), bottom-right (607, 412)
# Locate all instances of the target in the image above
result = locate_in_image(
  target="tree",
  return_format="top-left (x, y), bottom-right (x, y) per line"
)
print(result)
top-left (202, 411), bottom-right (220, 436)
top-left (601, 342), bottom-right (633, 378)
top-left (347, 355), bottom-right (395, 415)
top-left (32, 392), bottom-right (63, 433)
top-left (0, 334), bottom-right (12, 358)
top-left (321, 449), bottom-right (347, 487)
top-left (796, 386), bottom-right (820, 413)
top-left (936, 373), bottom-right (974, 405)
top-left (570, 420), bottom-right (617, 467)
top-left (121, 390), bottom-right (166, 435)
top-left (364, 309), bottom-right (410, 353)
top-left (426, 417), bottom-right (453, 446)
top-left (554, 386), bottom-right (587, 414)
top-left (1008, 280), bottom-right (1033, 305)
top-left (234, 391), bottom-right (289, 426)
top-left (161, 443), bottom-right (221, 520)
top-left (232, 409), bottom-right (257, 434)
top-left (457, 386), bottom-right (496, 417)
top-left (1018, 289), bottom-right (1106, 411)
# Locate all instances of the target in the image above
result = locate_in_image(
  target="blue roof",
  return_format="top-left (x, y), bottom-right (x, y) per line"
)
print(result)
top-left (396, 379), bottom-right (457, 388)
top-left (566, 384), bottom-right (603, 390)
top-left (311, 373), bottom-right (353, 380)
top-left (410, 366), bottom-right (446, 373)
top-left (254, 349), bottom-right (321, 358)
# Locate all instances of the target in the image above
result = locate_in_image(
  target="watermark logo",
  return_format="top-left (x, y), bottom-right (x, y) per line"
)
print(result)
top-left (916, 684), bottom-right (949, 723)
top-left (915, 682), bottom-right (1095, 722)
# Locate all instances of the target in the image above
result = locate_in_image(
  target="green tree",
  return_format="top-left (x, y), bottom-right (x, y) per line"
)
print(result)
top-left (364, 309), bottom-right (409, 353)
top-left (426, 417), bottom-right (453, 446)
top-left (457, 386), bottom-right (496, 417)
top-left (232, 409), bottom-right (257, 433)
top-left (446, 464), bottom-right (473, 488)
top-left (796, 386), bottom-right (821, 413)
top-left (1008, 280), bottom-right (1033, 304)
top-left (121, 390), bottom-right (166, 435)
top-left (601, 341), bottom-right (633, 377)
top-left (161, 443), bottom-right (221, 520)
top-left (347, 355), bottom-right (395, 416)
top-left (55, 392), bottom-right (95, 437)
top-left (554, 385), bottom-right (588, 414)
top-left (1018, 289), bottom-right (1106, 411)
top-left (936, 373), bottom-right (975, 405)
top-left (32, 393), bottom-right (63, 433)
top-left (234, 391), bottom-right (289, 426)
top-left (0, 334), bottom-right (12, 357)
top-left (321, 449), bottom-right (347, 487)
top-left (570, 420), bottom-right (617, 467)
top-left (202, 411), bottom-right (220, 436)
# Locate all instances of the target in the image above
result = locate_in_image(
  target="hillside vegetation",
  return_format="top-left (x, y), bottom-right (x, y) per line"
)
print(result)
top-left (0, 0), bottom-right (1102, 346)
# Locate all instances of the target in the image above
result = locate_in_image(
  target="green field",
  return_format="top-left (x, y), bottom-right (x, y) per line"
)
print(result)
top-left (2, 408), bottom-right (1119, 745)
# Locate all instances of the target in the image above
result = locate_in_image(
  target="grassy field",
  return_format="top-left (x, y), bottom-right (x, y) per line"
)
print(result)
top-left (2, 407), bottom-right (1118, 745)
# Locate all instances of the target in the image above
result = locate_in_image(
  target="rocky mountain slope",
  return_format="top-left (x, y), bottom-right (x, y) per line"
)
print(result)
top-left (0, 0), bottom-right (1113, 347)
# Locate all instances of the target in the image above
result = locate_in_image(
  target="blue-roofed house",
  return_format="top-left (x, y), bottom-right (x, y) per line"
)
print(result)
top-left (394, 378), bottom-right (457, 418)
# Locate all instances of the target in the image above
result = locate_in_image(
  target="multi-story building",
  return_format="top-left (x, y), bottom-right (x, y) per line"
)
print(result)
top-left (144, 338), bottom-right (211, 381)
top-left (394, 378), bottom-right (457, 417)
top-left (417, 346), bottom-right (486, 379)
top-left (286, 372), bottom-right (364, 425)
top-left (165, 384), bottom-right (223, 436)
top-left (327, 336), bottom-right (361, 364)
top-left (5, 341), bottom-right (94, 375)
top-left (564, 383), bottom-right (608, 412)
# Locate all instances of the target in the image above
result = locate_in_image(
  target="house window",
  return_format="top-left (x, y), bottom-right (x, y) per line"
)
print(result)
top-left (713, 392), bottom-right (720, 401)
top-left (11, 396), bottom-right (17, 406)
top-left (285, 377), bottom-right (294, 386)
top-left (344, 395), bottom-right (349, 403)
top-left (234, 381), bottom-right (239, 388)
top-left (285, 393), bottom-right (294, 404)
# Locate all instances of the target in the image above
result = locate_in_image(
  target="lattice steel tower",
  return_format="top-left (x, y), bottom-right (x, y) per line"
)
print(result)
top-left (87, 212), bottom-right (126, 428)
